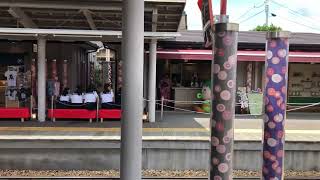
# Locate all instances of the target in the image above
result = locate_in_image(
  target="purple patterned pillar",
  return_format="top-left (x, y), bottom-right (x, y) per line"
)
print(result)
top-left (262, 32), bottom-right (290, 180)
top-left (210, 23), bottom-right (239, 180)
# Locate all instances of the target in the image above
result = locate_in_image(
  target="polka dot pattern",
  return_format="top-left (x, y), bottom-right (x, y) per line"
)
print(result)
top-left (210, 29), bottom-right (238, 179)
top-left (218, 71), bottom-right (228, 80)
top-left (263, 37), bottom-right (289, 180)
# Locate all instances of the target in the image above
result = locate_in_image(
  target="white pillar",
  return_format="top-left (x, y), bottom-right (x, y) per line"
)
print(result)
top-left (148, 39), bottom-right (157, 122)
top-left (37, 38), bottom-right (46, 122)
top-left (120, 0), bottom-right (144, 179)
top-left (254, 61), bottom-right (259, 90)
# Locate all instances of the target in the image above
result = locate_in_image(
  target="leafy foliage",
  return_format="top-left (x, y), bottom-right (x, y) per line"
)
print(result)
top-left (252, 24), bottom-right (282, 32)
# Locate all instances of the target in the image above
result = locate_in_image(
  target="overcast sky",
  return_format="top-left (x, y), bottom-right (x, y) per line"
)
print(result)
top-left (184, 0), bottom-right (320, 33)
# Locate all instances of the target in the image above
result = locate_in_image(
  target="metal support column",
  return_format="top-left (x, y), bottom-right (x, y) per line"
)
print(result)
top-left (37, 37), bottom-right (46, 122)
top-left (210, 23), bottom-right (239, 180)
top-left (120, 0), bottom-right (144, 179)
top-left (148, 39), bottom-right (157, 123)
top-left (262, 31), bottom-right (290, 180)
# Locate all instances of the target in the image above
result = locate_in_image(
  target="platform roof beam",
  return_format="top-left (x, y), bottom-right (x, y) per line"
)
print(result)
top-left (8, 7), bottom-right (37, 28)
top-left (0, 1), bottom-right (153, 11)
top-left (0, 28), bottom-right (180, 42)
top-left (82, 9), bottom-right (97, 30)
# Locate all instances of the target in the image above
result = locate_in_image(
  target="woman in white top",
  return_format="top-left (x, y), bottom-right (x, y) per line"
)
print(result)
top-left (59, 88), bottom-right (70, 102)
top-left (101, 83), bottom-right (116, 109)
top-left (70, 88), bottom-right (84, 109)
top-left (84, 85), bottom-right (98, 110)
top-left (57, 88), bottom-right (70, 109)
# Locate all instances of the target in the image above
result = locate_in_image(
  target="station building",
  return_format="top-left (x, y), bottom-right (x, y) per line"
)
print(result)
top-left (154, 31), bottom-right (320, 111)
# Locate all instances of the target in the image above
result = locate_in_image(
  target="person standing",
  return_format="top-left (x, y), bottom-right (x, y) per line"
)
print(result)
top-left (159, 74), bottom-right (172, 105)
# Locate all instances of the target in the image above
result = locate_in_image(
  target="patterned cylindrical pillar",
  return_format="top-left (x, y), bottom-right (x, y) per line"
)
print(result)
top-left (246, 62), bottom-right (252, 92)
top-left (51, 59), bottom-right (57, 80)
top-left (263, 31), bottom-right (290, 180)
top-left (117, 60), bottom-right (123, 89)
top-left (31, 59), bottom-right (36, 96)
top-left (107, 62), bottom-right (112, 83)
top-left (210, 23), bottom-right (239, 180)
top-left (62, 60), bottom-right (68, 89)
top-left (89, 62), bottom-right (95, 85)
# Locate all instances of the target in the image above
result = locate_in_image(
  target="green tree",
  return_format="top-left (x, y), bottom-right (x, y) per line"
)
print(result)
top-left (252, 24), bottom-right (282, 32)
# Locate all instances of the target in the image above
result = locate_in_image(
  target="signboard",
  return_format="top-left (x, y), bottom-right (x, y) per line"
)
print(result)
top-left (237, 87), bottom-right (249, 109)
top-left (198, 0), bottom-right (214, 47)
top-left (247, 93), bottom-right (263, 115)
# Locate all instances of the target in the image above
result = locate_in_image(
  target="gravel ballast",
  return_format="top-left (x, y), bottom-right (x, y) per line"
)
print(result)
top-left (0, 170), bottom-right (319, 178)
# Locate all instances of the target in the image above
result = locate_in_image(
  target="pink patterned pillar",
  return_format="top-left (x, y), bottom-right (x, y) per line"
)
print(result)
top-left (62, 60), bottom-right (68, 89)
top-left (51, 59), bottom-right (57, 80)
top-left (31, 59), bottom-right (37, 96)
top-left (107, 62), bottom-right (112, 83)
top-left (246, 62), bottom-right (253, 92)
top-left (263, 32), bottom-right (290, 180)
top-left (117, 60), bottom-right (123, 89)
top-left (210, 23), bottom-right (239, 180)
top-left (89, 62), bottom-right (95, 85)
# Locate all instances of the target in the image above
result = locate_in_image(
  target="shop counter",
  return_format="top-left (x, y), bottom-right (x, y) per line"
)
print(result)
top-left (173, 87), bottom-right (202, 109)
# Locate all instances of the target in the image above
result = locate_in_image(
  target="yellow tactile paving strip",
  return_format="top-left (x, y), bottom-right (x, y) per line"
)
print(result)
top-left (0, 126), bottom-right (318, 134)
top-left (0, 127), bottom-right (209, 132)
top-left (0, 127), bottom-right (318, 142)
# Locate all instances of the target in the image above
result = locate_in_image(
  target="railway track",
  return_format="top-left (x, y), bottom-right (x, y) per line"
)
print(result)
top-left (0, 177), bottom-right (319, 179)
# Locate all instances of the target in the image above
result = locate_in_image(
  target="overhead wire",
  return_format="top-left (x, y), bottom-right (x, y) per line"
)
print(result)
top-left (239, 9), bottom-right (265, 24)
top-left (275, 15), bottom-right (320, 33)
top-left (233, 0), bottom-right (320, 32)
top-left (235, 1), bottom-right (265, 22)
top-left (270, 0), bottom-right (319, 25)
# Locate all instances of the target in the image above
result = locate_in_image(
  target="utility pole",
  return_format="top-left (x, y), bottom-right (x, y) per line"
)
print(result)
top-left (265, 0), bottom-right (269, 26)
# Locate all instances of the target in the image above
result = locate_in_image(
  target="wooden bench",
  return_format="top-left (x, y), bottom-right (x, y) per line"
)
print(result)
top-left (0, 108), bottom-right (31, 122)
top-left (98, 109), bottom-right (121, 122)
top-left (48, 109), bottom-right (97, 123)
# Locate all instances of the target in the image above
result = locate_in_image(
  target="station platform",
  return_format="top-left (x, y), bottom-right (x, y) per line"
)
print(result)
top-left (0, 112), bottom-right (319, 142)
top-left (0, 112), bottom-right (319, 171)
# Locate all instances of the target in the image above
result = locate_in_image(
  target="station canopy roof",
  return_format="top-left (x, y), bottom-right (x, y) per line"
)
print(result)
top-left (0, 0), bottom-right (185, 41)
top-left (0, 0), bottom-right (185, 32)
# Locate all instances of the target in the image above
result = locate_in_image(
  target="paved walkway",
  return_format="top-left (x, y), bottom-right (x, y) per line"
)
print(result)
top-left (0, 112), bottom-right (319, 142)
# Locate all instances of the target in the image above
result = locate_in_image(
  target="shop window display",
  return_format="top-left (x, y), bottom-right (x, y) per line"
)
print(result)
top-left (2, 66), bottom-right (31, 108)
top-left (288, 63), bottom-right (320, 106)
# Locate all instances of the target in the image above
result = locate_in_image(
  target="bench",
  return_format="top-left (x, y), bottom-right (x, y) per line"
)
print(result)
top-left (98, 109), bottom-right (121, 122)
top-left (0, 108), bottom-right (31, 122)
top-left (48, 109), bottom-right (97, 123)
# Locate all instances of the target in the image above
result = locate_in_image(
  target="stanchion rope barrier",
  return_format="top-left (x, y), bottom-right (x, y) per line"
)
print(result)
top-left (143, 98), bottom-right (320, 115)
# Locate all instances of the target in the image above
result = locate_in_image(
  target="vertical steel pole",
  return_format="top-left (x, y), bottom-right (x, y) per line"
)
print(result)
top-left (148, 39), bottom-right (157, 123)
top-left (120, 0), bottom-right (144, 179)
top-left (37, 37), bottom-right (46, 122)
top-left (210, 23), bottom-right (239, 180)
top-left (262, 31), bottom-right (290, 180)
top-left (220, 0), bottom-right (227, 15)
